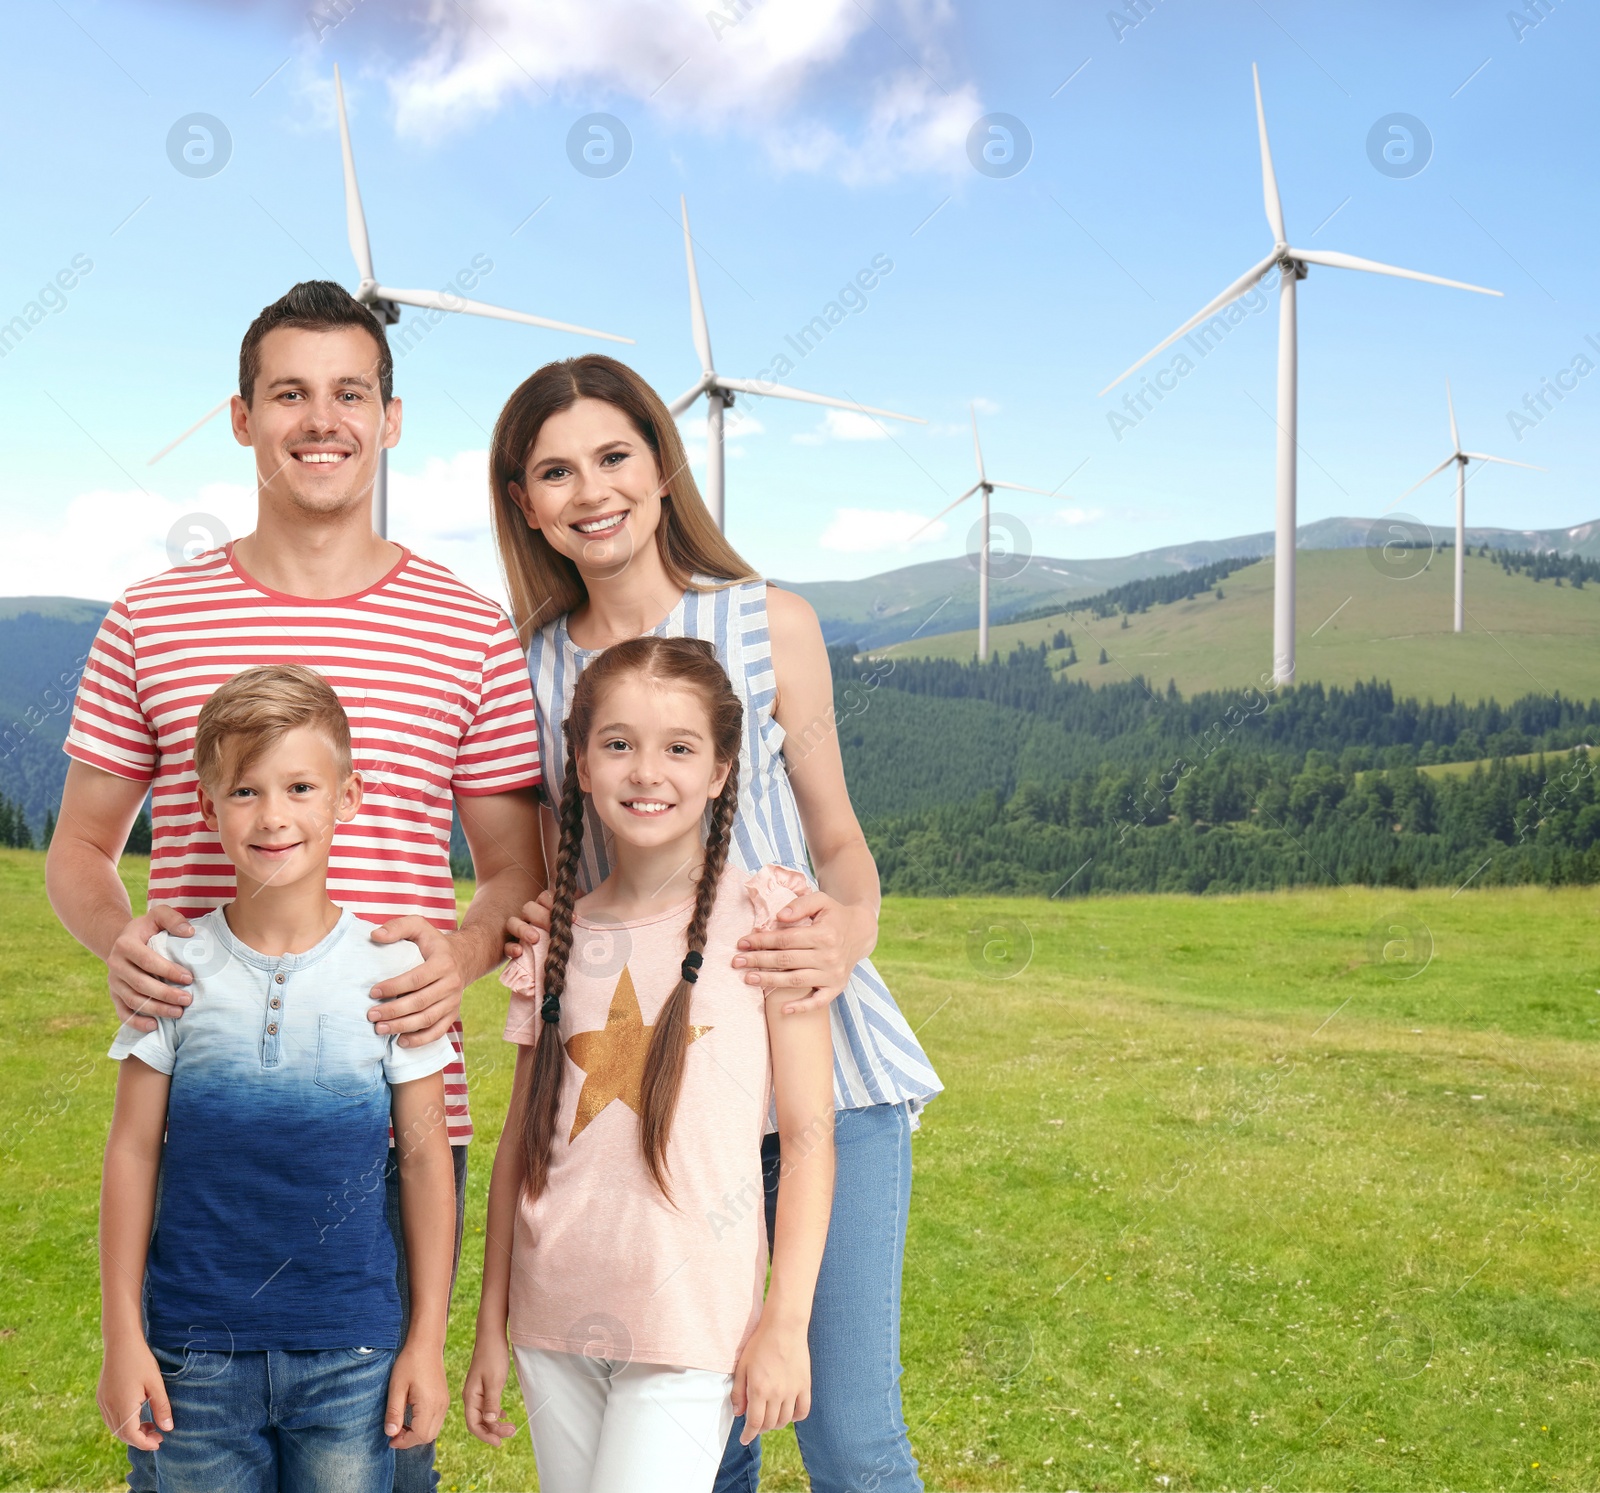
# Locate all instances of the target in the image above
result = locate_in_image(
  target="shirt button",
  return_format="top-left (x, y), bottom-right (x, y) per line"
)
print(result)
top-left (266, 1022), bottom-right (278, 1035)
top-left (274, 972), bottom-right (286, 984)
top-left (269, 997), bottom-right (281, 1009)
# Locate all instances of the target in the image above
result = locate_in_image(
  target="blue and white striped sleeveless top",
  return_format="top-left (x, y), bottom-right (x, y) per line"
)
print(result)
top-left (526, 576), bottom-right (943, 1117)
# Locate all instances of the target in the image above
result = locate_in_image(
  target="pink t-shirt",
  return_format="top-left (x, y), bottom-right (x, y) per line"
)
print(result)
top-left (500, 860), bottom-right (811, 1374)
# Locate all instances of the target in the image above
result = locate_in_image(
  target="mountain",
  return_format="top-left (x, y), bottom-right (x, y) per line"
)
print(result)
top-left (3, 513), bottom-right (1595, 833)
top-left (873, 546), bottom-right (1600, 709)
top-left (778, 516), bottom-right (1600, 649)
top-left (0, 597), bottom-right (109, 623)
top-left (0, 598), bottom-right (110, 838)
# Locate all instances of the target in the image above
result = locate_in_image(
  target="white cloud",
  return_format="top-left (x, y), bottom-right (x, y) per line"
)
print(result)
top-left (0, 455), bottom-right (517, 609)
top-left (679, 435), bottom-right (749, 464)
top-left (4, 483), bottom-right (256, 602)
top-left (1045, 506), bottom-right (1105, 527)
top-left (819, 506), bottom-right (947, 553)
top-left (971, 395), bottom-right (1001, 414)
top-left (757, 72), bottom-right (983, 186)
top-left (387, 0), bottom-right (979, 182)
top-left (385, 449), bottom-right (509, 605)
top-left (793, 408), bottom-right (891, 444)
top-left (677, 431), bottom-right (751, 469)
top-left (723, 412), bottom-right (764, 440)
top-left (677, 411), bottom-right (764, 463)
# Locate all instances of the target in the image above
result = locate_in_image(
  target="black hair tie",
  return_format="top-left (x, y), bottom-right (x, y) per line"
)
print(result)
top-left (540, 994), bottom-right (561, 1024)
top-left (681, 951), bottom-right (704, 985)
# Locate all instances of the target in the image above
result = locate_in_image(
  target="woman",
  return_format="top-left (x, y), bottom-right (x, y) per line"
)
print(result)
top-left (494, 355), bottom-right (940, 1492)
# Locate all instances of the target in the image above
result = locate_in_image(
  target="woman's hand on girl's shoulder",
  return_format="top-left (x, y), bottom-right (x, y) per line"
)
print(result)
top-left (736, 886), bottom-right (875, 1014)
top-left (732, 1317), bottom-right (811, 1445)
top-left (505, 887), bottom-right (554, 962)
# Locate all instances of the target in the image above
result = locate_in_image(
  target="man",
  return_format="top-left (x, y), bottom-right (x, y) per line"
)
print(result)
top-left (48, 280), bottom-right (544, 1491)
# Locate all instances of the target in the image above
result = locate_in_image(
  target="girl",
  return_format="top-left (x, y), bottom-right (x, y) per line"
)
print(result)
top-left (494, 355), bottom-right (942, 1492)
top-left (463, 636), bottom-right (836, 1493)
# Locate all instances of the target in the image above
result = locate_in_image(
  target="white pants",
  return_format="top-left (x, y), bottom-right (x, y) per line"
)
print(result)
top-left (513, 1346), bottom-right (735, 1493)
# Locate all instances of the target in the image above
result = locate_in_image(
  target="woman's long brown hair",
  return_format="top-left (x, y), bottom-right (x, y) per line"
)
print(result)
top-left (519, 635), bottom-right (745, 1202)
top-left (489, 354), bottom-right (760, 647)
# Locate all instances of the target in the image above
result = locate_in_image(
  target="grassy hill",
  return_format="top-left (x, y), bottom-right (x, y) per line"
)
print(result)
top-left (1417, 745), bottom-right (1592, 781)
top-left (870, 547), bottom-right (1600, 706)
top-left (782, 516), bottom-right (1600, 650)
top-left (1345, 746), bottom-right (1592, 792)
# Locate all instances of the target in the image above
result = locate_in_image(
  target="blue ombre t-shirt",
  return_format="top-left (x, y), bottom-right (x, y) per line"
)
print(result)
top-left (108, 907), bottom-right (453, 1352)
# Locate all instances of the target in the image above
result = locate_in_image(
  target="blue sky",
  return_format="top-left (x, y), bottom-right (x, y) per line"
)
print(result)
top-left (2, 0), bottom-right (1594, 605)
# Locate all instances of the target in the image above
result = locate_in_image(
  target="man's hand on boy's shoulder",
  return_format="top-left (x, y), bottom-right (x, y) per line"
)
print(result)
top-left (367, 919), bottom-right (465, 1048)
top-left (108, 906), bottom-right (195, 1031)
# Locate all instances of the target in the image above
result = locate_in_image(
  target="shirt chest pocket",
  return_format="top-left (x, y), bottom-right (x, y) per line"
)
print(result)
top-left (354, 693), bottom-right (467, 804)
top-left (313, 1013), bottom-right (385, 1098)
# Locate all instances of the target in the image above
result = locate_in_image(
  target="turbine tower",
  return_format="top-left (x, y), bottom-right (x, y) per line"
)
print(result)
top-left (1101, 64), bottom-right (1502, 686)
top-left (666, 195), bottom-right (923, 530)
top-left (911, 404), bottom-right (1066, 661)
top-left (152, 65), bottom-right (633, 540)
top-left (1396, 379), bottom-right (1544, 632)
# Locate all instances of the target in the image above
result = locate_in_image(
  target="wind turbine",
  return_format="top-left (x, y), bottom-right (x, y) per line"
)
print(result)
top-left (1100, 64), bottom-right (1502, 686)
top-left (666, 195), bottom-right (923, 530)
top-left (1396, 379), bottom-right (1544, 632)
top-left (151, 64), bottom-right (633, 538)
top-left (911, 404), bottom-right (1064, 661)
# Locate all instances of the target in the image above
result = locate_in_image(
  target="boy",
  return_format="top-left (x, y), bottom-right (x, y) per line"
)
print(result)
top-left (97, 665), bottom-right (457, 1490)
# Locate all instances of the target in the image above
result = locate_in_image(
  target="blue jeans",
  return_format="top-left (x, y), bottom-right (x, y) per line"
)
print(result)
top-left (127, 1145), bottom-right (468, 1493)
top-left (144, 1343), bottom-right (394, 1491)
top-left (714, 1100), bottom-right (923, 1493)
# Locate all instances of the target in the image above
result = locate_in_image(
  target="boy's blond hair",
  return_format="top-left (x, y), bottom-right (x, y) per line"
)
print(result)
top-left (193, 665), bottom-right (352, 789)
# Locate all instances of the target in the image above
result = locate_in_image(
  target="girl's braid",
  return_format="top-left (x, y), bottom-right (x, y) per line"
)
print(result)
top-left (637, 758), bottom-right (741, 1197)
top-left (517, 735), bottom-right (589, 1200)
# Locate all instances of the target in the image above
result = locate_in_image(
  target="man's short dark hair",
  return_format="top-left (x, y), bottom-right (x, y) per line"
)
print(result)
top-left (238, 280), bottom-right (393, 407)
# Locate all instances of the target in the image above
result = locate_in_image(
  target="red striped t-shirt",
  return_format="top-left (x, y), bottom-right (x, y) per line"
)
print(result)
top-left (64, 543), bottom-right (541, 1144)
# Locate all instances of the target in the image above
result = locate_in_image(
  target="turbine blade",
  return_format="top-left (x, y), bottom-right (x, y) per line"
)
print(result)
top-left (715, 376), bottom-right (925, 423)
top-left (148, 397), bottom-right (232, 465)
top-left (908, 482), bottom-right (982, 540)
top-left (374, 286), bottom-right (634, 343)
top-left (1290, 248), bottom-right (1502, 297)
top-left (680, 196), bottom-right (714, 377)
top-left (970, 403), bottom-right (987, 484)
top-left (334, 65), bottom-right (375, 284)
top-left (1395, 453), bottom-right (1459, 502)
top-left (668, 376), bottom-right (712, 418)
top-left (989, 480), bottom-right (1061, 498)
top-left (1252, 63), bottom-right (1287, 244)
top-left (1445, 377), bottom-right (1460, 452)
top-left (1462, 453), bottom-right (1547, 471)
top-left (1099, 251), bottom-right (1280, 395)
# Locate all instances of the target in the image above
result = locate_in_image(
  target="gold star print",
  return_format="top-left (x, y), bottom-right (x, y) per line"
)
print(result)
top-left (565, 966), bottom-right (712, 1142)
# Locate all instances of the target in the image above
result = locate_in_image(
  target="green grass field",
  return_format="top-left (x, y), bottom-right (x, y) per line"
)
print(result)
top-left (4, 848), bottom-right (1599, 1491)
top-left (1413, 747), bottom-right (1594, 781)
top-left (872, 549), bottom-right (1600, 707)
top-left (1351, 747), bottom-right (1595, 787)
